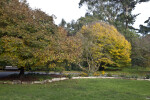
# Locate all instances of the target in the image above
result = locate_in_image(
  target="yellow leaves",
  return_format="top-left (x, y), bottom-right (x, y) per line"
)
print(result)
top-left (101, 70), bottom-right (105, 75)
top-left (57, 60), bottom-right (63, 63)
top-left (49, 63), bottom-right (56, 69)
top-left (67, 64), bottom-right (70, 66)
top-left (1, 36), bottom-right (25, 53)
top-left (81, 25), bottom-right (87, 31)
top-left (93, 72), bottom-right (100, 76)
top-left (80, 22), bottom-right (131, 67)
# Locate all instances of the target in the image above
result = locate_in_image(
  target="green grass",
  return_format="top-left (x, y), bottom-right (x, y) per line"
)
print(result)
top-left (0, 79), bottom-right (150, 100)
top-left (105, 67), bottom-right (150, 77)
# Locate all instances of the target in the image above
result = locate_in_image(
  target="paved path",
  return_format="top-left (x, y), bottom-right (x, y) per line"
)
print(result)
top-left (1, 71), bottom-right (149, 82)
top-left (0, 71), bottom-right (79, 78)
top-left (1, 76), bottom-right (150, 84)
top-left (0, 71), bottom-right (61, 78)
top-left (0, 72), bottom-right (19, 78)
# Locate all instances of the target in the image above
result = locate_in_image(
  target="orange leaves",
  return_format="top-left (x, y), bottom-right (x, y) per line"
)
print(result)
top-left (55, 27), bottom-right (82, 63)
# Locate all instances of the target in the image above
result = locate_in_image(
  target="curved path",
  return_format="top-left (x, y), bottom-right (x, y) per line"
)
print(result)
top-left (0, 71), bottom-right (61, 78)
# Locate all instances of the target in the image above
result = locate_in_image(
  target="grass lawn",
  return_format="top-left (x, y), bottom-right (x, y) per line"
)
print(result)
top-left (0, 79), bottom-right (150, 100)
top-left (105, 67), bottom-right (150, 77)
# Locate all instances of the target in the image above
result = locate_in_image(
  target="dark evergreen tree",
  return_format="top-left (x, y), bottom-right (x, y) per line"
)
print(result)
top-left (139, 17), bottom-right (150, 36)
top-left (59, 18), bottom-right (67, 27)
top-left (79, 0), bottom-right (150, 33)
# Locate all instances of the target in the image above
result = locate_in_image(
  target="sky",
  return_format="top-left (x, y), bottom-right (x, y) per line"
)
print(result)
top-left (132, 2), bottom-right (150, 29)
top-left (26, 0), bottom-right (150, 29)
top-left (26, 0), bottom-right (87, 25)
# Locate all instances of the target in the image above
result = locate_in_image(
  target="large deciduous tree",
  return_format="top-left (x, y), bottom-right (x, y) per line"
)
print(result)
top-left (35, 27), bottom-right (83, 73)
top-left (0, 0), bottom-right (57, 76)
top-left (0, 0), bottom-right (83, 75)
top-left (78, 22), bottom-right (131, 73)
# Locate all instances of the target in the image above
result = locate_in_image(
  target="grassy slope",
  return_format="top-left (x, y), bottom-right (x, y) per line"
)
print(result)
top-left (0, 79), bottom-right (150, 100)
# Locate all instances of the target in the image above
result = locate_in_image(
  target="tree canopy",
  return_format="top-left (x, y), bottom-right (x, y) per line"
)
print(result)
top-left (0, 0), bottom-right (82, 75)
top-left (139, 17), bottom-right (150, 36)
top-left (78, 22), bottom-right (131, 73)
top-left (79, 0), bottom-right (150, 34)
top-left (0, 0), bottom-right (149, 75)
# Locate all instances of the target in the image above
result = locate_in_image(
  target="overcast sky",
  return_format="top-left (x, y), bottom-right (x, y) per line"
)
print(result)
top-left (132, 2), bottom-right (150, 29)
top-left (26, 0), bottom-right (87, 25)
top-left (26, 0), bottom-right (150, 29)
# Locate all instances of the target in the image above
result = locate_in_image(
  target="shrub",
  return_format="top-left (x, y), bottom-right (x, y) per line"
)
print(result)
top-left (145, 74), bottom-right (150, 79)
top-left (79, 72), bottom-right (88, 77)
top-left (101, 71), bottom-right (105, 75)
top-left (55, 67), bottom-right (65, 74)
top-left (131, 75), bottom-right (138, 79)
top-left (107, 73), bottom-right (112, 77)
top-left (66, 74), bottom-right (73, 79)
top-left (119, 74), bottom-right (126, 78)
top-left (93, 72), bottom-right (100, 76)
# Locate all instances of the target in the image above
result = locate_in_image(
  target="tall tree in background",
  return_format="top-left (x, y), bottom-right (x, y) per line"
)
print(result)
top-left (63, 0), bottom-right (149, 37)
top-left (79, 0), bottom-right (134, 30)
top-left (139, 17), bottom-right (150, 36)
top-left (132, 34), bottom-right (150, 67)
top-left (59, 18), bottom-right (66, 27)
top-left (79, 0), bottom-right (150, 34)
top-left (66, 14), bottom-right (100, 35)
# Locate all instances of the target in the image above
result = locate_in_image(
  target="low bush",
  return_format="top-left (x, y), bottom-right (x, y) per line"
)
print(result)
top-left (65, 74), bottom-right (73, 79)
top-left (101, 71), bottom-right (105, 75)
top-left (145, 74), bottom-right (150, 79)
top-left (93, 72), bottom-right (100, 76)
top-left (79, 72), bottom-right (88, 77)
top-left (131, 75), bottom-right (138, 79)
top-left (119, 74), bottom-right (126, 78)
top-left (107, 73), bottom-right (112, 77)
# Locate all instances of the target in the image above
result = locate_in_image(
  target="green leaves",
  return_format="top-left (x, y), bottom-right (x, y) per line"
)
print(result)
top-left (139, 17), bottom-right (150, 35)
top-left (0, 0), bottom-right (58, 69)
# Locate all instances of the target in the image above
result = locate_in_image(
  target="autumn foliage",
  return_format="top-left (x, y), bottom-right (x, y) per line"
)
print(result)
top-left (79, 22), bottom-right (131, 72)
top-left (0, 0), bottom-right (132, 74)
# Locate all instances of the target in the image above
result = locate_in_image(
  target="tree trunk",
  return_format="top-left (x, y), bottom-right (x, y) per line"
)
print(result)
top-left (19, 67), bottom-right (24, 77)
top-left (125, 5), bottom-right (129, 30)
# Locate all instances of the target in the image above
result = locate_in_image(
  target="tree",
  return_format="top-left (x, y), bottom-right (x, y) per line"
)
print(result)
top-left (139, 17), bottom-right (150, 36)
top-left (132, 34), bottom-right (150, 67)
top-left (78, 22), bottom-right (131, 73)
top-left (0, 0), bottom-right (34, 76)
top-left (35, 27), bottom-right (83, 73)
top-left (59, 18), bottom-right (67, 27)
top-left (79, 0), bottom-right (150, 33)
top-left (66, 14), bottom-right (99, 36)
top-left (0, 0), bottom-right (57, 76)
top-left (0, 0), bottom-right (83, 76)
